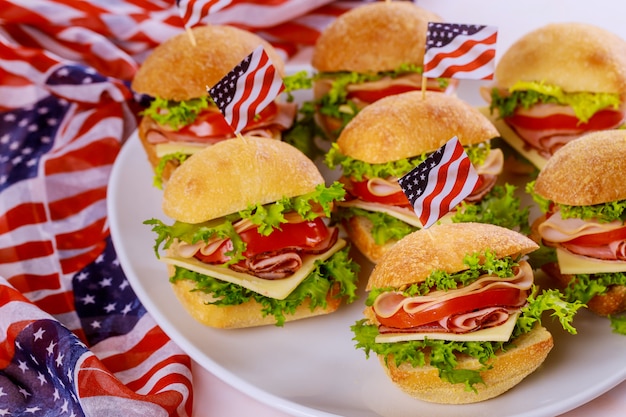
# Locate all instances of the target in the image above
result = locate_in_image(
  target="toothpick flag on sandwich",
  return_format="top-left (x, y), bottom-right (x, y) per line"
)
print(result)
top-left (423, 22), bottom-right (498, 80)
top-left (176, 0), bottom-right (232, 28)
top-left (208, 45), bottom-right (285, 134)
top-left (398, 136), bottom-right (479, 228)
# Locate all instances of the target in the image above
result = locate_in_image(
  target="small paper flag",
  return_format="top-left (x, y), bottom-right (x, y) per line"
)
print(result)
top-left (208, 45), bottom-right (285, 135)
top-left (398, 136), bottom-right (480, 228)
top-left (423, 22), bottom-right (498, 80)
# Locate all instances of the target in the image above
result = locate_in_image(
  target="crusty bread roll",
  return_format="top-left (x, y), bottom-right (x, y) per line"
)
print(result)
top-left (158, 138), bottom-right (353, 329)
top-left (336, 92), bottom-right (500, 263)
top-left (362, 222), bottom-right (549, 404)
top-left (337, 91), bottom-right (499, 164)
top-left (132, 25), bottom-right (285, 184)
top-left (532, 130), bottom-right (626, 316)
top-left (367, 222), bottom-right (538, 290)
top-left (533, 129), bottom-right (626, 206)
top-left (132, 25), bottom-right (284, 101)
top-left (312, 2), bottom-right (441, 73)
top-left (495, 22), bottom-right (626, 94)
top-left (380, 325), bottom-right (553, 404)
top-left (163, 137), bottom-right (323, 224)
top-left (170, 271), bottom-right (343, 329)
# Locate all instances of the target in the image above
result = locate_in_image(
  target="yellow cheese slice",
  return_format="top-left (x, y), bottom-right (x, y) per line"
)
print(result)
top-left (478, 106), bottom-right (547, 171)
top-left (375, 312), bottom-right (519, 343)
top-left (155, 142), bottom-right (207, 158)
top-left (161, 238), bottom-right (346, 300)
top-left (338, 200), bottom-right (455, 228)
top-left (556, 248), bottom-right (626, 274)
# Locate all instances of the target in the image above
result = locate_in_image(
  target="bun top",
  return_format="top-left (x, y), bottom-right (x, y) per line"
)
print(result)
top-left (312, 2), bottom-right (442, 73)
top-left (336, 91), bottom-right (499, 163)
top-left (132, 25), bottom-right (284, 101)
top-left (533, 130), bottom-right (626, 206)
top-left (162, 138), bottom-right (323, 223)
top-left (367, 222), bottom-right (538, 290)
top-left (495, 22), bottom-right (626, 94)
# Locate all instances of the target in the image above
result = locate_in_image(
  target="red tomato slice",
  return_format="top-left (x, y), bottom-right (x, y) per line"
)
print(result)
top-left (376, 287), bottom-right (525, 329)
top-left (349, 179), bottom-right (411, 207)
top-left (506, 108), bottom-right (624, 131)
top-left (195, 217), bottom-right (330, 264)
top-left (177, 102), bottom-right (279, 139)
top-left (566, 226), bottom-right (626, 246)
top-left (347, 85), bottom-right (422, 104)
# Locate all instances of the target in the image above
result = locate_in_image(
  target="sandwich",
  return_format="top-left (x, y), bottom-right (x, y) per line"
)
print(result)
top-left (325, 91), bottom-right (528, 263)
top-left (528, 129), bottom-right (626, 316)
top-left (352, 222), bottom-right (582, 404)
top-left (144, 137), bottom-right (360, 328)
top-left (485, 22), bottom-right (626, 169)
top-left (131, 25), bottom-right (296, 186)
top-left (310, 1), bottom-right (454, 138)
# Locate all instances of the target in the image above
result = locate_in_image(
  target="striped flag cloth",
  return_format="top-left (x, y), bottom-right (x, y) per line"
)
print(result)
top-left (176, 0), bottom-right (233, 28)
top-left (423, 22), bottom-right (498, 80)
top-left (208, 45), bottom-right (285, 134)
top-left (398, 136), bottom-right (480, 229)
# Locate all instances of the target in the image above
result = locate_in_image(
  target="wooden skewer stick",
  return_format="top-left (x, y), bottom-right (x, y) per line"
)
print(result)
top-left (185, 25), bottom-right (197, 47)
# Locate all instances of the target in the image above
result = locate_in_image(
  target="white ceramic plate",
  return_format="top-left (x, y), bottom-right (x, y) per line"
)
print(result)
top-left (108, 134), bottom-right (626, 417)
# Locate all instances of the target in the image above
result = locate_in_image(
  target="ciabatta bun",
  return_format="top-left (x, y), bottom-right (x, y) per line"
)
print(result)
top-left (367, 222), bottom-right (538, 290)
top-left (162, 137), bottom-right (323, 224)
top-left (495, 22), bottom-right (626, 95)
top-left (337, 91), bottom-right (499, 164)
top-left (132, 25), bottom-right (284, 101)
top-left (533, 129), bottom-right (626, 206)
top-left (380, 325), bottom-right (553, 404)
top-left (312, 2), bottom-right (441, 73)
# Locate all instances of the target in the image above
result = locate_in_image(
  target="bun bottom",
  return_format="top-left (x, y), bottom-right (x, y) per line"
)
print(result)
top-left (171, 278), bottom-right (343, 329)
top-left (137, 116), bottom-right (178, 183)
top-left (378, 325), bottom-right (554, 404)
top-left (344, 216), bottom-right (402, 264)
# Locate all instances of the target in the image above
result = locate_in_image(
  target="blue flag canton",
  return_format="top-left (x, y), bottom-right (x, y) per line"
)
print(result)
top-left (0, 319), bottom-right (88, 417)
top-left (73, 236), bottom-right (146, 346)
top-left (0, 95), bottom-right (66, 192)
top-left (398, 143), bottom-right (447, 206)
top-left (46, 64), bottom-right (107, 86)
top-left (208, 51), bottom-right (253, 113)
top-left (426, 23), bottom-right (487, 49)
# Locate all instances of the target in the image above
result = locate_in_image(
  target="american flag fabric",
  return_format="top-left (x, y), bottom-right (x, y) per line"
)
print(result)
top-left (176, 0), bottom-right (233, 29)
top-left (208, 45), bottom-right (285, 134)
top-left (398, 136), bottom-right (480, 229)
top-left (0, 0), bottom-right (367, 415)
top-left (423, 22), bottom-right (498, 80)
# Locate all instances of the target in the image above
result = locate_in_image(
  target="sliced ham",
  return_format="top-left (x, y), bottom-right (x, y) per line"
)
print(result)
top-left (503, 103), bottom-right (626, 158)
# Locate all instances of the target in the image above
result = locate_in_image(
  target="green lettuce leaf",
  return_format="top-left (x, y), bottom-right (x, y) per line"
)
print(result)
top-left (609, 314), bottom-right (626, 335)
top-left (489, 80), bottom-right (621, 122)
top-left (452, 184), bottom-right (530, 234)
top-left (153, 152), bottom-right (189, 190)
top-left (170, 246), bottom-right (359, 326)
top-left (333, 207), bottom-right (417, 245)
top-left (141, 96), bottom-right (212, 130)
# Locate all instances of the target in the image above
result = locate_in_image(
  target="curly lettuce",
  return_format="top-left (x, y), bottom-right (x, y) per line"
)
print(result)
top-left (489, 80), bottom-right (621, 122)
top-left (141, 96), bottom-right (212, 130)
